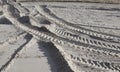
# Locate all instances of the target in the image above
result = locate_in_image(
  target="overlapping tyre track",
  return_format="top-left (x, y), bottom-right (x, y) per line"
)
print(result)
top-left (31, 6), bottom-right (120, 68)
top-left (30, 17), bottom-right (120, 53)
top-left (29, 7), bottom-right (120, 60)
top-left (27, 6), bottom-right (120, 72)
top-left (51, 25), bottom-right (120, 51)
top-left (30, 15), bottom-right (120, 67)
top-left (35, 5), bottom-right (120, 43)
top-left (3, 4), bottom-right (120, 72)
top-left (31, 17), bottom-right (119, 62)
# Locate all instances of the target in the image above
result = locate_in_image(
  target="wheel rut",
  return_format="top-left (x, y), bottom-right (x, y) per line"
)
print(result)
top-left (35, 5), bottom-right (120, 43)
top-left (1, 1), bottom-right (120, 72)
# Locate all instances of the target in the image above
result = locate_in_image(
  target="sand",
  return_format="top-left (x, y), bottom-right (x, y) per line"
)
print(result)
top-left (1, 1), bottom-right (120, 72)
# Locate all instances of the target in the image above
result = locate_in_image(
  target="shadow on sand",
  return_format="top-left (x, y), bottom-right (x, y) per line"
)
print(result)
top-left (37, 41), bottom-right (73, 72)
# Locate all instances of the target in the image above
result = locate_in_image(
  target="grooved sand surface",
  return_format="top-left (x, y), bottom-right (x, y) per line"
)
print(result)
top-left (1, 2), bottom-right (120, 72)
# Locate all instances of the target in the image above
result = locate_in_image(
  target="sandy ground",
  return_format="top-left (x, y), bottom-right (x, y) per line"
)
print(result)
top-left (0, 24), bottom-right (72, 72)
top-left (21, 2), bottom-right (120, 36)
top-left (1, 2), bottom-right (120, 72)
top-left (21, 2), bottom-right (120, 28)
top-left (7, 38), bottom-right (52, 72)
top-left (0, 24), bottom-right (53, 72)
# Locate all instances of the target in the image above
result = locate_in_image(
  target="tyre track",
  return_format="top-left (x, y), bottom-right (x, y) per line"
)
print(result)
top-left (55, 44), bottom-right (112, 72)
top-left (3, 4), bottom-right (120, 72)
top-left (2, 1), bottom-right (120, 72)
top-left (35, 5), bottom-right (120, 43)
top-left (30, 16), bottom-right (120, 56)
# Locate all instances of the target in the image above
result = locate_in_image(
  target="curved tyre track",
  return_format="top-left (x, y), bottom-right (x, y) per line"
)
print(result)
top-left (3, 4), bottom-right (120, 72)
top-left (31, 20), bottom-right (120, 52)
top-left (1, 1), bottom-right (120, 72)
top-left (35, 5), bottom-right (120, 43)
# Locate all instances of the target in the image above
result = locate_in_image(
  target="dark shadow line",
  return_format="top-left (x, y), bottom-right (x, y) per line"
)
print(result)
top-left (0, 34), bottom-right (32, 71)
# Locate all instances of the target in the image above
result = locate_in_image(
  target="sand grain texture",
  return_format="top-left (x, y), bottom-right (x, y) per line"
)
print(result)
top-left (1, 1), bottom-right (120, 72)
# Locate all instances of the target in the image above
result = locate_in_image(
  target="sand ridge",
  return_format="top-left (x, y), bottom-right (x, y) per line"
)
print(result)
top-left (0, 0), bottom-right (120, 72)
